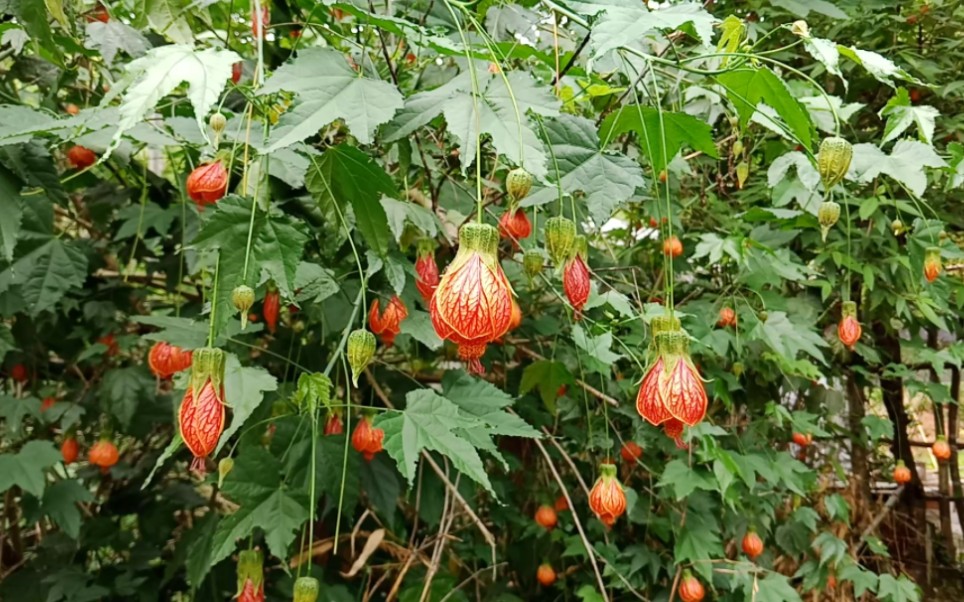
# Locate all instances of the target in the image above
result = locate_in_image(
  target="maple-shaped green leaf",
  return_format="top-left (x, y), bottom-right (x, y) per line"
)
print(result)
top-left (0, 395), bottom-right (40, 436)
top-left (876, 575), bottom-right (920, 602)
top-left (139, 0), bottom-right (194, 43)
top-left (134, 315), bottom-right (210, 349)
top-left (522, 114), bottom-right (645, 225)
top-left (572, 325), bottom-right (622, 373)
top-left (0, 165), bottom-right (23, 261)
top-left (193, 195), bottom-right (309, 332)
top-left (0, 440), bottom-right (61, 497)
top-left (802, 37), bottom-right (844, 84)
top-left (659, 460), bottom-right (717, 500)
top-left (381, 197), bottom-right (438, 242)
top-left (750, 311), bottom-right (827, 365)
top-left (107, 44), bottom-right (240, 158)
top-left (519, 360), bottom-right (573, 412)
top-left (216, 354), bottom-right (277, 453)
top-left (752, 572), bottom-right (802, 602)
top-left (259, 48), bottom-right (403, 150)
top-left (383, 68), bottom-right (559, 180)
top-left (600, 105), bottom-right (718, 176)
top-left (823, 493), bottom-right (851, 526)
top-left (849, 141), bottom-right (945, 197)
top-left (209, 448), bottom-right (308, 572)
top-left (99, 366), bottom-right (155, 429)
top-left (114, 201), bottom-right (177, 241)
top-left (374, 389), bottom-right (492, 492)
top-left (399, 309), bottom-right (443, 350)
top-left (441, 371), bottom-right (540, 438)
top-left (718, 67), bottom-right (813, 149)
top-left (0, 237), bottom-right (88, 317)
top-left (879, 88), bottom-right (939, 145)
top-left (770, 0), bottom-right (848, 18)
top-left (587, 1), bottom-right (717, 57)
top-left (837, 46), bottom-right (922, 87)
top-left (673, 510), bottom-right (722, 582)
top-left (838, 560), bottom-right (879, 598)
top-left (0, 325), bottom-right (16, 365)
top-left (43, 480), bottom-right (94, 539)
top-left (84, 21), bottom-right (151, 66)
top-left (305, 145), bottom-right (397, 257)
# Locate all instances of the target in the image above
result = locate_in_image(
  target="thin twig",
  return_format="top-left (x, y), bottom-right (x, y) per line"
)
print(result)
top-left (531, 435), bottom-right (610, 602)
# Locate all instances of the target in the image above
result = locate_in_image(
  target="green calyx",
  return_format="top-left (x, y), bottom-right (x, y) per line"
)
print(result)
top-left (599, 462), bottom-right (618, 480)
top-left (545, 217), bottom-right (577, 265)
top-left (523, 248), bottom-right (545, 279)
top-left (458, 222), bottom-right (500, 257)
top-left (650, 314), bottom-right (682, 335)
top-left (841, 300), bottom-right (857, 319)
top-left (416, 237), bottom-right (436, 258)
top-left (236, 549), bottom-right (264, 591)
top-left (190, 347), bottom-right (225, 400)
top-left (347, 329), bottom-right (377, 386)
top-left (294, 576), bottom-right (320, 602)
top-left (570, 235), bottom-right (588, 260)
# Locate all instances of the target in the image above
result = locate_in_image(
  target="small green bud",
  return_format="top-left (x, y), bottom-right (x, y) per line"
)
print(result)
top-left (232, 285), bottom-right (255, 329)
top-left (347, 329), bottom-right (377, 386)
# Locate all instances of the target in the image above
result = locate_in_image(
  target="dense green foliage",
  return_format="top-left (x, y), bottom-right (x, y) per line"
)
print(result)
top-left (1, 0), bottom-right (963, 600)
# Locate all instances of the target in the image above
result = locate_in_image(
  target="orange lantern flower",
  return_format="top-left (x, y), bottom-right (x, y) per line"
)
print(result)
top-left (351, 415), bottom-right (384, 461)
top-left (89, 439), bottom-right (119, 473)
top-left (9, 363), bottom-right (28, 383)
top-left (323, 411), bottom-right (344, 436)
top-left (415, 241), bottom-right (440, 303)
top-left (924, 247), bottom-right (942, 283)
top-left (620, 440), bottom-right (643, 464)
top-left (717, 307), bottom-right (736, 328)
top-left (636, 316), bottom-right (707, 430)
top-left (67, 145), bottom-right (97, 169)
top-left (563, 236), bottom-right (591, 320)
top-left (932, 437), bottom-right (952, 462)
top-left (742, 530), bottom-right (764, 560)
top-left (837, 301), bottom-right (861, 349)
top-left (178, 348), bottom-right (226, 474)
top-left (186, 161), bottom-right (228, 207)
top-left (430, 223), bottom-right (514, 374)
top-left (662, 235), bottom-right (683, 257)
top-left (369, 296), bottom-right (408, 347)
top-left (588, 463), bottom-right (626, 527)
top-left (534, 505), bottom-right (557, 530)
top-left (663, 418), bottom-right (688, 449)
top-left (61, 437), bottom-right (79, 464)
top-left (498, 207), bottom-right (532, 242)
top-left (148, 341), bottom-right (193, 379)
top-left (251, 4), bottom-right (269, 38)
top-left (263, 286), bottom-right (280, 334)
